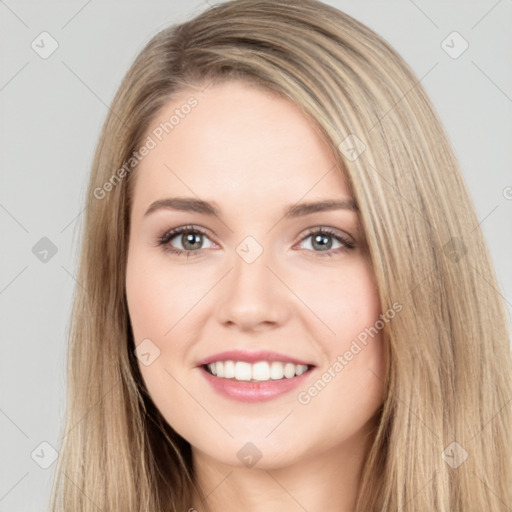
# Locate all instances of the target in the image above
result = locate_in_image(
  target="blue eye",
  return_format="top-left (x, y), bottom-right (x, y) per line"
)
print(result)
top-left (156, 225), bottom-right (355, 258)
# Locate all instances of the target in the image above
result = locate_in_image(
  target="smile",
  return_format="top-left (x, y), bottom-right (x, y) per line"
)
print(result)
top-left (204, 360), bottom-right (310, 382)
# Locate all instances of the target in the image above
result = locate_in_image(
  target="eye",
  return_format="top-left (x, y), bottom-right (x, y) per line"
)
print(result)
top-left (156, 225), bottom-right (355, 258)
top-left (156, 225), bottom-right (215, 258)
top-left (296, 227), bottom-right (355, 258)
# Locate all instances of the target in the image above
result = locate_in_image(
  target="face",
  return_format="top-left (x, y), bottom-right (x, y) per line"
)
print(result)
top-left (125, 80), bottom-right (386, 470)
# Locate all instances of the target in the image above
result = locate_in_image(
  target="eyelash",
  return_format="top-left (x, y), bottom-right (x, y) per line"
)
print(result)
top-left (155, 224), bottom-right (355, 259)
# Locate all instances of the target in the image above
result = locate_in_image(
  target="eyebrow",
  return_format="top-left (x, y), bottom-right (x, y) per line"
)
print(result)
top-left (144, 197), bottom-right (358, 219)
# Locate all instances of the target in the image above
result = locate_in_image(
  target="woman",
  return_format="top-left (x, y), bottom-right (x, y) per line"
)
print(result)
top-left (49, 0), bottom-right (512, 510)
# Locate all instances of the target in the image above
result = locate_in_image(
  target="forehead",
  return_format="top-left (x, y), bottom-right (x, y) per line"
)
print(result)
top-left (131, 80), bottom-right (351, 216)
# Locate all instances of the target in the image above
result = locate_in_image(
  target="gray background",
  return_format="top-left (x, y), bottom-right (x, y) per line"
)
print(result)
top-left (1, 1), bottom-right (511, 510)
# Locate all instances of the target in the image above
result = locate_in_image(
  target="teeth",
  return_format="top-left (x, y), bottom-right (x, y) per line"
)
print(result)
top-left (224, 360), bottom-right (235, 378)
top-left (206, 360), bottom-right (309, 381)
top-left (235, 361), bottom-right (252, 381)
top-left (284, 362), bottom-right (295, 378)
top-left (252, 361), bottom-right (270, 381)
top-left (270, 361), bottom-right (284, 379)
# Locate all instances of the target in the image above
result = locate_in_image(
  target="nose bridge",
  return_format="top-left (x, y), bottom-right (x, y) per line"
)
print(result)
top-left (231, 235), bottom-right (274, 297)
top-left (217, 235), bottom-right (289, 329)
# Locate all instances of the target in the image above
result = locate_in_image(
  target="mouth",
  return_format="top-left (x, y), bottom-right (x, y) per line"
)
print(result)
top-left (202, 360), bottom-right (314, 382)
top-left (196, 351), bottom-right (317, 402)
top-left (196, 349), bottom-right (316, 402)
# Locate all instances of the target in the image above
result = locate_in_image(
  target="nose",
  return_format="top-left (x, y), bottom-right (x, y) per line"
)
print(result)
top-left (216, 243), bottom-right (292, 332)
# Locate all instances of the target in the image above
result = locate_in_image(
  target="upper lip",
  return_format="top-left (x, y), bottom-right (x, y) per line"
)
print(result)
top-left (196, 350), bottom-right (315, 367)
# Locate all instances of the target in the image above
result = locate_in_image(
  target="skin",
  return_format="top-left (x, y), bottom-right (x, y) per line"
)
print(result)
top-left (125, 80), bottom-right (386, 512)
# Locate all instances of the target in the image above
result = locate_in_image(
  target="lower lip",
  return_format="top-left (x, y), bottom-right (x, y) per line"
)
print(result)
top-left (199, 365), bottom-right (314, 402)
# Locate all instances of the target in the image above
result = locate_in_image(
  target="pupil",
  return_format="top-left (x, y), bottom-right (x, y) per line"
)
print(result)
top-left (183, 232), bottom-right (202, 250)
top-left (313, 234), bottom-right (331, 251)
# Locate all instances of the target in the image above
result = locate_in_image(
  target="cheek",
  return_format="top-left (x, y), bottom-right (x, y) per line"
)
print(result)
top-left (125, 249), bottom-right (204, 342)
top-left (126, 266), bottom-right (160, 342)
top-left (298, 260), bottom-right (386, 407)
top-left (333, 265), bottom-right (385, 386)
top-left (125, 251), bottom-right (195, 425)
top-left (300, 258), bottom-right (381, 343)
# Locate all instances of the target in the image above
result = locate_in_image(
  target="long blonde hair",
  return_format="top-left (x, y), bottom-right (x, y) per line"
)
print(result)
top-left (49, 1), bottom-right (512, 510)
